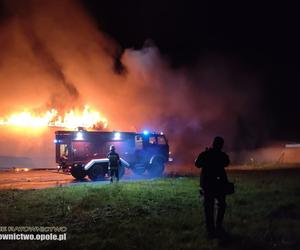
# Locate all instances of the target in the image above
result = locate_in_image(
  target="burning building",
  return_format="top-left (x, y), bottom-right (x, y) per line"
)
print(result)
top-left (0, 105), bottom-right (108, 168)
top-left (0, 0), bottom-right (270, 170)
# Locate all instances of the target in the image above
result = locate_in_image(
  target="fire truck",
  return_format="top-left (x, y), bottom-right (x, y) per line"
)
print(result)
top-left (54, 128), bottom-right (170, 180)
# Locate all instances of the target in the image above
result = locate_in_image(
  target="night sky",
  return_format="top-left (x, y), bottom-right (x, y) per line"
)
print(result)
top-left (82, 0), bottom-right (300, 141)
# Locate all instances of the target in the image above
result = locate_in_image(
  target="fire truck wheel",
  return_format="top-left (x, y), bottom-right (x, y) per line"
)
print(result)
top-left (70, 165), bottom-right (87, 180)
top-left (148, 157), bottom-right (165, 177)
top-left (132, 164), bottom-right (145, 175)
top-left (87, 165), bottom-right (105, 181)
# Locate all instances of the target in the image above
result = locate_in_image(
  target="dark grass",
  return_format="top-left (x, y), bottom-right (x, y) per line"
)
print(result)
top-left (0, 168), bottom-right (300, 250)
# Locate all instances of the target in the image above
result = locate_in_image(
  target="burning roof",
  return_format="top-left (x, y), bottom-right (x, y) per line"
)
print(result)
top-left (0, 105), bottom-right (108, 130)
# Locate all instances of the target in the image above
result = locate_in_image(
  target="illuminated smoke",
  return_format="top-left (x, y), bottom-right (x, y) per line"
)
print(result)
top-left (24, 26), bottom-right (80, 108)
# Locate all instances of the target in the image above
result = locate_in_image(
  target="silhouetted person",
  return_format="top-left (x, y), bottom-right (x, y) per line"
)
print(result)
top-left (195, 136), bottom-right (230, 239)
top-left (107, 145), bottom-right (120, 183)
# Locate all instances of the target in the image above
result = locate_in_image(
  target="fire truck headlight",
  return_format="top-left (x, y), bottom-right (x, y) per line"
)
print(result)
top-left (113, 132), bottom-right (121, 140)
top-left (75, 131), bottom-right (84, 140)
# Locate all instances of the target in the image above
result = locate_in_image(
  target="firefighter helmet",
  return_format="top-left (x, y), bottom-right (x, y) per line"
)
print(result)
top-left (110, 145), bottom-right (115, 151)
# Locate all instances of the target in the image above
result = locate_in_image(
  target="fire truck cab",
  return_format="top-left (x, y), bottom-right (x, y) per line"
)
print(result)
top-left (55, 129), bottom-right (170, 180)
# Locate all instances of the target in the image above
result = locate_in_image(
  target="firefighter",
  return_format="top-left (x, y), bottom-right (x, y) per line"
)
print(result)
top-left (195, 136), bottom-right (230, 239)
top-left (107, 145), bottom-right (120, 183)
top-left (59, 145), bottom-right (69, 172)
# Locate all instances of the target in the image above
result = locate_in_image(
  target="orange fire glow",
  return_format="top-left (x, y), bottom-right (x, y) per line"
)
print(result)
top-left (0, 105), bottom-right (108, 129)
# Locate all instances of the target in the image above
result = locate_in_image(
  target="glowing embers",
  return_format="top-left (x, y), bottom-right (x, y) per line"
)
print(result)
top-left (0, 105), bottom-right (108, 129)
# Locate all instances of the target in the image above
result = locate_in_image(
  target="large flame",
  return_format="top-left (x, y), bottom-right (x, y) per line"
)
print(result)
top-left (0, 105), bottom-right (108, 129)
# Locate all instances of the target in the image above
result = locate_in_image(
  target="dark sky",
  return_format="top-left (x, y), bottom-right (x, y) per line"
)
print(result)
top-left (82, 0), bottom-right (300, 141)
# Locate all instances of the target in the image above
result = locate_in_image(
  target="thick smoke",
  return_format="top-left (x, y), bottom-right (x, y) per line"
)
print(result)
top-left (0, 0), bottom-right (266, 167)
top-left (121, 48), bottom-right (268, 162)
top-left (23, 25), bottom-right (81, 110)
top-left (0, 0), bottom-right (118, 112)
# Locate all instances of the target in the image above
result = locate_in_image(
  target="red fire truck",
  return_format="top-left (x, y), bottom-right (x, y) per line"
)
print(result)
top-left (54, 129), bottom-right (170, 180)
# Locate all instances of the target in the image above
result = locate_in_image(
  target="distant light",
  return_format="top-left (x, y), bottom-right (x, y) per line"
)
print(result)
top-left (143, 130), bottom-right (149, 135)
top-left (14, 168), bottom-right (30, 172)
top-left (160, 132), bottom-right (164, 135)
top-left (286, 144), bottom-right (300, 148)
top-left (53, 139), bottom-right (58, 144)
top-left (114, 132), bottom-right (121, 140)
top-left (75, 131), bottom-right (84, 140)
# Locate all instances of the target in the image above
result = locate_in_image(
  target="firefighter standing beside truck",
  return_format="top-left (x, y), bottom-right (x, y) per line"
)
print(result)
top-left (195, 136), bottom-right (232, 239)
top-left (107, 145), bottom-right (120, 183)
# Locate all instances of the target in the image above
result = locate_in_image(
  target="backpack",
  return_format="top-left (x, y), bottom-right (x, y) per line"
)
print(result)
top-left (108, 154), bottom-right (119, 168)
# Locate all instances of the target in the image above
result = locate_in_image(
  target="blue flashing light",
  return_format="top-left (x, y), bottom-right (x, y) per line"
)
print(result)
top-left (75, 131), bottom-right (84, 140)
top-left (114, 132), bottom-right (121, 140)
top-left (143, 130), bottom-right (149, 135)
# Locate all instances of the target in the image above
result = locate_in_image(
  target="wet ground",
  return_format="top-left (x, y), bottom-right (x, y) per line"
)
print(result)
top-left (0, 169), bottom-right (75, 189)
top-left (0, 164), bottom-right (299, 189)
top-left (0, 166), bottom-right (177, 189)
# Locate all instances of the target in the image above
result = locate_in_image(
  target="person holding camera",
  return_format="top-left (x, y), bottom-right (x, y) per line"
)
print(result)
top-left (195, 136), bottom-right (232, 239)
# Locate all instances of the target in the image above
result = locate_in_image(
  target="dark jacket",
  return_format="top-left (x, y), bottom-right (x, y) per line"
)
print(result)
top-left (195, 148), bottom-right (230, 193)
top-left (107, 151), bottom-right (120, 169)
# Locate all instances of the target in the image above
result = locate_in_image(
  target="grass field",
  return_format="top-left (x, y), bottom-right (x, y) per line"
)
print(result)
top-left (0, 168), bottom-right (300, 250)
